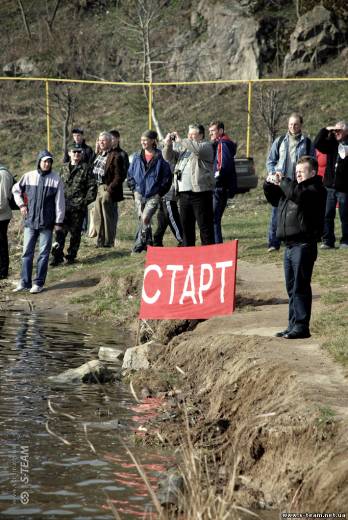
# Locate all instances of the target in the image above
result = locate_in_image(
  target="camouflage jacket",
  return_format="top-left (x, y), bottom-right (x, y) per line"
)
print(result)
top-left (59, 161), bottom-right (97, 211)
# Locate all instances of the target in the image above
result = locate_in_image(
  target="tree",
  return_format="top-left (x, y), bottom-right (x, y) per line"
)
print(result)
top-left (253, 86), bottom-right (288, 147)
top-left (119, 0), bottom-right (178, 139)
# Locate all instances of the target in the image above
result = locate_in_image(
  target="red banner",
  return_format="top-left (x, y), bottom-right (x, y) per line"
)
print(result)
top-left (139, 241), bottom-right (238, 319)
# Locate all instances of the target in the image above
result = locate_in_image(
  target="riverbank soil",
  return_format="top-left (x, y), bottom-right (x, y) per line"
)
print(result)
top-left (3, 250), bottom-right (348, 513)
top-left (132, 261), bottom-right (348, 513)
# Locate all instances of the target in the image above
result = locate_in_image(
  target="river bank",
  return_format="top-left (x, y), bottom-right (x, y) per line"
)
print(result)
top-left (2, 200), bottom-right (348, 516)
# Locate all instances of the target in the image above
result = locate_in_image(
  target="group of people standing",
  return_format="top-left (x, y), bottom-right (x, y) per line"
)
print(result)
top-left (264, 113), bottom-right (348, 340)
top-left (0, 120), bottom-right (237, 292)
top-left (127, 121), bottom-right (237, 253)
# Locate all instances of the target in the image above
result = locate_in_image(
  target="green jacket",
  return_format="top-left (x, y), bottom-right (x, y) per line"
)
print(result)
top-left (60, 161), bottom-right (97, 211)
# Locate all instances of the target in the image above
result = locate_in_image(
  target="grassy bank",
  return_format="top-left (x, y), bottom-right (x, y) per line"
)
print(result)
top-left (6, 184), bottom-right (348, 365)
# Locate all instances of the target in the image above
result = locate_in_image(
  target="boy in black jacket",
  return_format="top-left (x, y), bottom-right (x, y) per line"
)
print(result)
top-left (264, 156), bottom-right (327, 339)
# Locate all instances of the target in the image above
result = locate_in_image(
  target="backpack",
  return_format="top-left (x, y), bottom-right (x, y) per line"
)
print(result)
top-left (276, 134), bottom-right (312, 157)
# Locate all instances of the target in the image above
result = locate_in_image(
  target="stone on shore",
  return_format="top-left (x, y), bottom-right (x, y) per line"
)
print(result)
top-left (48, 359), bottom-right (120, 384)
top-left (98, 347), bottom-right (124, 363)
top-left (122, 344), bottom-right (151, 370)
top-left (122, 341), bottom-right (165, 371)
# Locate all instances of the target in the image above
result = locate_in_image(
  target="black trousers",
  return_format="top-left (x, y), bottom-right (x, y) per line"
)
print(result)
top-left (179, 191), bottom-right (215, 246)
top-left (0, 219), bottom-right (10, 278)
top-left (284, 242), bottom-right (317, 334)
top-left (153, 199), bottom-right (183, 246)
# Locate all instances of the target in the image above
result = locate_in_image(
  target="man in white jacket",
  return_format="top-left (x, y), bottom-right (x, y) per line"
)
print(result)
top-left (0, 163), bottom-right (13, 279)
top-left (12, 150), bottom-right (65, 294)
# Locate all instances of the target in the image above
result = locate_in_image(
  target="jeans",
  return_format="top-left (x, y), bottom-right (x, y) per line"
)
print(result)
top-left (213, 187), bottom-right (228, 244)
top-left (21, 227), bottom-right (53, 288)
top-left (268, 206), bottom-right (281, 249)
top-left (0, 219), bottom-right (10, 278)
top-left (284, 242), bottom-right (317, 334)
top-left (179, 191), bottom-right (215, 246)
top-left (322, 187), bottom-right (348, 246)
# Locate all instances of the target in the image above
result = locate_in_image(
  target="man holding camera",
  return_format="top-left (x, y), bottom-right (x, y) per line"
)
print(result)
top-left (264, 156), bottom-right (326, 339)
top-left (163, 124), bottom-right (215, 246)
top-left (314, 121), bottom-right (348, 249)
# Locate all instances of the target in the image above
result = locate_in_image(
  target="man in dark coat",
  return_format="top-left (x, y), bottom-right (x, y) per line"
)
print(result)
top-left (209, 120), bottom-right (237, 243)
top-left (93, 132), bottom-right (124, 247)
top-left (314, 120), bottom-right (348, 249)
top-left (63, 128), bottom-right (95, 165)
top-left (264, 156), bottom-right (326, 339)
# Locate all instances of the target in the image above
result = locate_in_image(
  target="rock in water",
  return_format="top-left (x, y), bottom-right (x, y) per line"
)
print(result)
top-left (48, 359), bottom-right (120, 384)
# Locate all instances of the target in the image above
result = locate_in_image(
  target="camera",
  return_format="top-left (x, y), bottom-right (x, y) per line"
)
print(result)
top-left (176, 170), bottom-right (182, 181)
top-left (170, 133), bottom-right (176, 141)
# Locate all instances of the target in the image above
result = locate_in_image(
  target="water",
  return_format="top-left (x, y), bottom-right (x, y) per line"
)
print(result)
top-left (0, 311), bottom-right (168, 519)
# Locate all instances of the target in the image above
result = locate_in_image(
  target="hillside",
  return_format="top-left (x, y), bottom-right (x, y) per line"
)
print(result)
top-left (0, 0), bottom-right (348, 176)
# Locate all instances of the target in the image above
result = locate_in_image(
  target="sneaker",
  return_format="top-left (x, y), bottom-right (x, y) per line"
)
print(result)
top-left (267, 246), bottom-right (279, 253)
top-left (339, 243), bottom-right (348, 249)
top-left (29, 284), bottom-right (43, 294)
top-left (12, 283), bottom-right (28, 293)
top-left (64, 257), bottom-right (75, 265)
top-left (320, 243), bottom-right (334, 250)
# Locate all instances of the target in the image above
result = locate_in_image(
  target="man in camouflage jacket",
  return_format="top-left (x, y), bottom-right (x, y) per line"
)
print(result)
top-left (51, 143), bottom-right (97, 265)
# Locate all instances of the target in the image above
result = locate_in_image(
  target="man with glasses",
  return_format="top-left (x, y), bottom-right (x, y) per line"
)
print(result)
top-left (50, 143), bottom-right (97, 266)
top-left (314, 121), bottom-right (348, 249)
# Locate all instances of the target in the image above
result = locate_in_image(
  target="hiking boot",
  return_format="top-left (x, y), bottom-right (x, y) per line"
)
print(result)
top-left (29, 284), bottom-right (44, 294)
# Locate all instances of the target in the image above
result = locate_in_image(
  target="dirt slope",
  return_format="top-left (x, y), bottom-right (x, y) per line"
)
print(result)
top-left (139, 260), bottom-right (348, 512)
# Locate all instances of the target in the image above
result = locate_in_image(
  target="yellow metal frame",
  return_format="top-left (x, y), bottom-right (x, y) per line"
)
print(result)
top-left (1, 75), bottom-right (348, 155)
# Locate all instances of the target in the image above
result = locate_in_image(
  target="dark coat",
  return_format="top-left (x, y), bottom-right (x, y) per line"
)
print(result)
top-left (314, 128), bottom-right (348, 193)
top-left (104, 149), bottom-right (124, 202)
top-left (213, 134), bottom-right (237, 196)
top-left (264, 176), bottom-right (327, 245)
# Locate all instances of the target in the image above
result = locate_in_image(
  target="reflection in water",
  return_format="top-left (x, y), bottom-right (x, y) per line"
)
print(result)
top-left (0, 311), bottom-right (169, 519)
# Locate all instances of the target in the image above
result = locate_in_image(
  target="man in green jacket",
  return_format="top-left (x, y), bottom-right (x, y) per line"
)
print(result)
top-left (50, 143), bottom-right (97, 266)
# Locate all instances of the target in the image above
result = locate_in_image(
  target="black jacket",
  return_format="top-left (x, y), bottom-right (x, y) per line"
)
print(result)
top-left (314, 128), bottom-right (348, 193)
top-left (264, 176), bottom-right (327, 245)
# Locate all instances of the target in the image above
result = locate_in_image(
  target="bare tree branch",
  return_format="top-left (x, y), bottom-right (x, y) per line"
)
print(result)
top-left (16, 0), bottom-right (32, 39)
